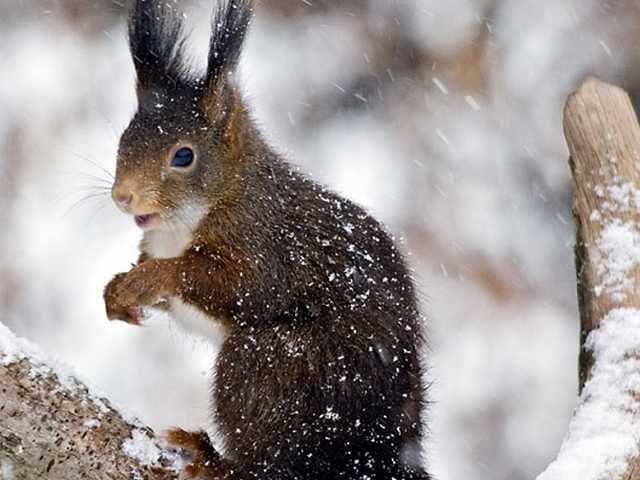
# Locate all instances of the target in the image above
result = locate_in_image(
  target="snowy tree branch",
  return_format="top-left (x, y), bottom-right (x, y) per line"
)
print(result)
top-left (0, 323), bottom-right (181, 479)
top-left (538, 78), bottom-right (640, 479)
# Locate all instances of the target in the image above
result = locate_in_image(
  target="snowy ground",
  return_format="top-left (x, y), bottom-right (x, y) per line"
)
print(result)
top-left (1, 1), bottom-right (639, 479)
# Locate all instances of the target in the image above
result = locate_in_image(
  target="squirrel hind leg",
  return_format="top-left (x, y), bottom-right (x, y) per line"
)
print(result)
top-left (165, 427), bottom-right (216, 455)
top-left (165, 428), bottom-right (223, 479)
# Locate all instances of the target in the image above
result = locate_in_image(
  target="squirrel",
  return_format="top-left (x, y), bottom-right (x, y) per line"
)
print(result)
top-left (103, 1), bottom-right (431, 479)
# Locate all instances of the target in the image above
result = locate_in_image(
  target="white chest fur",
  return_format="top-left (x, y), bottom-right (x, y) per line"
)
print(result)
top-left (144, 203), bottom-right (207, 259)
top-left (143, 207), bottom-right (225, 342)
top-left (168, 297), bottom-right (227, 342)
top-left (145, 219), bottom-right (194, 259)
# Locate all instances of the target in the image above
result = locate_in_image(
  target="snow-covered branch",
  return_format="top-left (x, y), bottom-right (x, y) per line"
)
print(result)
top-left (538, 78), bottom-right (640, 479)
top-left (0, 322), bottom-right (181, 479)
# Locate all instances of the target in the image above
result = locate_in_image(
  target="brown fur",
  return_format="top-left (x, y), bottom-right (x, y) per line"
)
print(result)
top-left (104, 1), bottom-right (431, 479)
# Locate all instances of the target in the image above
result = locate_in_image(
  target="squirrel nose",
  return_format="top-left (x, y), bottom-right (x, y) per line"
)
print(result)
top-left (112, 188), bottom-right (134, 212)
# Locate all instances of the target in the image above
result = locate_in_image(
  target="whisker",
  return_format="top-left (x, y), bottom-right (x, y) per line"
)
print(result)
top-left (63, 191), bottom-right (111, 218)
top-left (78, 199), bottom-right (110, 230)
top-left (49, 186), bottom-right (109, 208)
top-left (62, 150), bottom-right (116, 181)
top-left (57, 171), bottom-right (114, 186)
top-left (70, 184), bottom-right (112, 192)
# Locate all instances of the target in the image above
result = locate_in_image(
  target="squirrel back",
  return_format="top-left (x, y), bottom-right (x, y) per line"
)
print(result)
top-left (105, 1), bottom-right (431, 479)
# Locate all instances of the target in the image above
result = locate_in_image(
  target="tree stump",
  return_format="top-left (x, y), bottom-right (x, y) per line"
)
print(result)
top-left (539, 78), bottom-right (640, 479)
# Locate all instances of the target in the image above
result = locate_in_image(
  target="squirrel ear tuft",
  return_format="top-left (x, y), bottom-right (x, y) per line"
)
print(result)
top-left (201, 0), bottom-right (253, 121)
top-left (129, 0), bottom-right (190, 93)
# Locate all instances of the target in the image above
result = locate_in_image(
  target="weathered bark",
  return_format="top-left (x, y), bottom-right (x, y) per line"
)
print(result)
top-left (564, 78), bottom-right (640, 392)
top-left (0, 328), bottom-right (180, 480)
top-left (538, 78), bottom-right (640, 479)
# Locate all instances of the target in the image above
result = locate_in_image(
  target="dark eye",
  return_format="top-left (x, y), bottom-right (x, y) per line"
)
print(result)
top-left (171, 147), bottom-right (195, 168)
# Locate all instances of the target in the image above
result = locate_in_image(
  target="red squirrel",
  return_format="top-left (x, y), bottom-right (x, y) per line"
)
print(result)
top-left (103, 1), bottom-right (431, 479)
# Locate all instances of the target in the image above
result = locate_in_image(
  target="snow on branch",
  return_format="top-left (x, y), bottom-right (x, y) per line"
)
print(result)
top-left (0, 321), bottom-right (182, 479)
top-left (538, 78), bottom-right (640, 480)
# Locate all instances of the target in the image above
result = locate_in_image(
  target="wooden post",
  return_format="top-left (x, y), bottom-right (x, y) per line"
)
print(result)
top-left (564, 78), bottom-right (640, 392)
top-left (539, 78), bottom-right (640, 479)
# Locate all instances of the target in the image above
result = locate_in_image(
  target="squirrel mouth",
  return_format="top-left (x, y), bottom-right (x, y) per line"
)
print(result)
top-left (134, 213), bottom-right (160, 230)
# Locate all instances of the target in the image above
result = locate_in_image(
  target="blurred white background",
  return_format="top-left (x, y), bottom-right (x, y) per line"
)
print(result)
top-left (1, 1), bottom-right (639, 478)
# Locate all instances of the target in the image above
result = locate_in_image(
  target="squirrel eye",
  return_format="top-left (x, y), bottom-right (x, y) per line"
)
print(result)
top-left (171, 147), bottom-right (195, 168)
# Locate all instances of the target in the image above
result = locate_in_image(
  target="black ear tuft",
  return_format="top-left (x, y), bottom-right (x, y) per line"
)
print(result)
top-left (129, 0), bottom-right (191, 91)
top-left (206, 0), bottom-right (253, 87)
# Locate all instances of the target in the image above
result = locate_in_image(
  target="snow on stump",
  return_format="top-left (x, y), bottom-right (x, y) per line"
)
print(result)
top-left (538, 78), bottom-right (640, 480)
top-left (0, 322), bottom-right (182, 479)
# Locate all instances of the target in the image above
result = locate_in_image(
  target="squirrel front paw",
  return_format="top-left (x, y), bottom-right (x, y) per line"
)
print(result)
top-left (104, 262), bottom-right (169, 324)
top-left (104, 272), bottom-right (143, 325)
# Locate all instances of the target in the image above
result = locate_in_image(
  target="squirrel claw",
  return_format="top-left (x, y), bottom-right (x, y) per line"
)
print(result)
top-left (104, 271), bottom-right (146, 325)
top-left (106, 306), bottom-right (142, 326)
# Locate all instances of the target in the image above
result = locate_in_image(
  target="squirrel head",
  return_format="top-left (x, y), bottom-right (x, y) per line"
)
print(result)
top-left (112, 0), bottom-right (253, 231)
